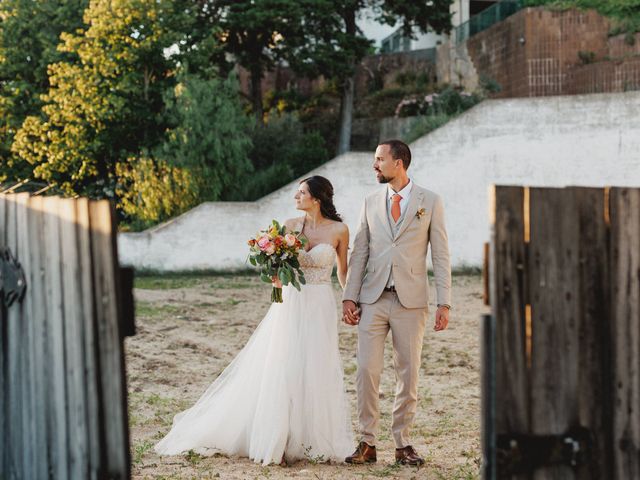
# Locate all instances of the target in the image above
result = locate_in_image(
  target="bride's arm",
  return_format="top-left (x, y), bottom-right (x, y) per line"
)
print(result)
top-left (336, 224), bottom-right (350, 289)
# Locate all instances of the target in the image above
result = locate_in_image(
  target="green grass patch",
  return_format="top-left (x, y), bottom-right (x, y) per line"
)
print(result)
top-left (361, 463), bottom-right (404, 477)
top-left (135, 301), bottom-right (183, 317)
top-left (134, 271), bottom-right (258, 290)
top-left (434, 460), bottom-right (480, 480)
top-left (131, 439), bottom-right (154, 466)
top-left (184, 449), bottom-right (205, 466)
top-left (134, 275), bottom-right (208, 290)
top-left (208, 280), bottom-right (256, 290)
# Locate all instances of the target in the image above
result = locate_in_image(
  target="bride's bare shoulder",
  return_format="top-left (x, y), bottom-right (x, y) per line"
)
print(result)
top-left (284, 216), bottom-right (305, 232)
top-left (329, 220), bottom-right (349, 233)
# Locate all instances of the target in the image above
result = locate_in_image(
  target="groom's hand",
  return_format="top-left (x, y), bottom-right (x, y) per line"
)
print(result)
top-left (342, 300), bottom-right (360, 325)
top-left (434, 306), bottom-right (450, 331)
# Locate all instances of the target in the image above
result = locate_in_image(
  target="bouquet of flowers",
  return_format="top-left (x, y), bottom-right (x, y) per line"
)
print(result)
top-left (248, 220), bottom-right (307, 303)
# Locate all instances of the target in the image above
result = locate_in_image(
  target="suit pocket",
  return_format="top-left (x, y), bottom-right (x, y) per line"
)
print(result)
top-left (411, 265), bottom-right (426, 274)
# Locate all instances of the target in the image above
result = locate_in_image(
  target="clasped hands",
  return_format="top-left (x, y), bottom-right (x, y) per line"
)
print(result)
top-left (342, 300), bottom-right (361, 325)
top-left (342, 300), bottom-right (450, 331)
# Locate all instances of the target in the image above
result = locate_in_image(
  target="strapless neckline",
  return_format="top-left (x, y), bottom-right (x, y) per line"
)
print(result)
top-left (303, 243), bottom-right (336, 254)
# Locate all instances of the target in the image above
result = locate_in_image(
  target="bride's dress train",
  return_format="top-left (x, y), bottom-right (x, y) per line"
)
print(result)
top-left (154, 244), bottom-right (354, 465)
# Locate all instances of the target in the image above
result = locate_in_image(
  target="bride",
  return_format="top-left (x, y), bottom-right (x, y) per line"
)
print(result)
top-left (154, 175), bottom-right (354, 465)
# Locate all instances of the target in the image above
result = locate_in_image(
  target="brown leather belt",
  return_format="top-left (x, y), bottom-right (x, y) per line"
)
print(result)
top-left (383, 286), bottom-right (397, 293)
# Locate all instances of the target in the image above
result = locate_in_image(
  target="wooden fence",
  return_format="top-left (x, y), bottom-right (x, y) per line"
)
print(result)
top-left (0, 193), bottom-right (134, 480)
top-left (484, 186), bottom-right (640, 479)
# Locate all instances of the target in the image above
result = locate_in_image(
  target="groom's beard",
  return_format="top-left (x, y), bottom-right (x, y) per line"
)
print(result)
top-left (377, 174), bottom-right (392, 184)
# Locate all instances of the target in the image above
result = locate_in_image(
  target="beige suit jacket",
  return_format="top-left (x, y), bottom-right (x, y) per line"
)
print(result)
top-left (343, 184), bottom-right (451, 309)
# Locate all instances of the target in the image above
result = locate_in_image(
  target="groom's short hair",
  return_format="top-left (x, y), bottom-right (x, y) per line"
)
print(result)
top-left (379, 139), bottom-right (411, 170)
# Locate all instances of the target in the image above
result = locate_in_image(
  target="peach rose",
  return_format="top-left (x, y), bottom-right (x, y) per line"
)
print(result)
top-left (264, 243), bottom-right (276, 255)
top-left (284, 233), bottom-right (297, 247)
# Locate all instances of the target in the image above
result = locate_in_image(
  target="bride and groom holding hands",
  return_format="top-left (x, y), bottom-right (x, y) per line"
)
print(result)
top-left (155, 139), bottom-right (452, 468)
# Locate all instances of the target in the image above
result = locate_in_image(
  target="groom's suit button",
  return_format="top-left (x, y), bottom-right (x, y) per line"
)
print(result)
top-left (392, 243), bottom-right (396, 247)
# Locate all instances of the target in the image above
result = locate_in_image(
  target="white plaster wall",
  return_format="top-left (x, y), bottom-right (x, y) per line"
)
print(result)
top-left (118, 92), bottom-right (640, 271)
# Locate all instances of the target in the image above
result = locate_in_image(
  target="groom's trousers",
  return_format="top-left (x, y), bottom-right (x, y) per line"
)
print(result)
top-left (356, 291), bottom-right (428, 448)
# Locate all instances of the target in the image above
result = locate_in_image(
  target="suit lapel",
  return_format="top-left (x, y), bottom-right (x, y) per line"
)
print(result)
top-left (376, 188), bottom-right (394, 240)
top-left (395, 188), bottom-right (423, 240)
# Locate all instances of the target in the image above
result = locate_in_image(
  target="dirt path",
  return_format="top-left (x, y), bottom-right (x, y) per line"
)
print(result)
top-left (126, 273), bottom-right (487, 479)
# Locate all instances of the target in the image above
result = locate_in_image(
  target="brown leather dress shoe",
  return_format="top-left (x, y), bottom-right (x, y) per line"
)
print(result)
top-left (345, 441), bottom-right (377, 464)
top-left (395, 445), bottom-right (424, 466)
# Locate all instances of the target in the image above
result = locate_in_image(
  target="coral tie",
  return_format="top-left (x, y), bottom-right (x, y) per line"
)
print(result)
top-left (391, 194), bottom-right (402, 222)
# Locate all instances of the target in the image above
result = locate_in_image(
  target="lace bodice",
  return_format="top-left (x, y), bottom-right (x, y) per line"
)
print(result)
top-left (298, 243), bottom-right (335, 285)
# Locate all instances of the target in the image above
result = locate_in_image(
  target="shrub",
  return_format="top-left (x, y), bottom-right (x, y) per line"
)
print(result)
top-left (231, 113), bottom-right (330, 201)
top-left (403, 113), bottom-right (451, 144)
top-left (116, 157), bottom-right (199, 231)
top-left (395, 87), bottom-right (481, 118)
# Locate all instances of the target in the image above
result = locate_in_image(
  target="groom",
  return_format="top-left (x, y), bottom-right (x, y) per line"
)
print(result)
top-left (342, 139), bottom-right (451, 466)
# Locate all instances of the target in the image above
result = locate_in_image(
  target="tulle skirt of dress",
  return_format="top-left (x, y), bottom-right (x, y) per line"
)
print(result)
top-left (154, 284), bottom-right (354, 465)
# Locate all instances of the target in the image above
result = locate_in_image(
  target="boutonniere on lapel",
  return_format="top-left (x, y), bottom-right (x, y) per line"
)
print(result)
top-left (415, 208), bottom-right (426, 219)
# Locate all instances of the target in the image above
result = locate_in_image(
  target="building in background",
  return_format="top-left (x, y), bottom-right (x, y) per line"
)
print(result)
top-left (360, 0), bottom-right (500, 54)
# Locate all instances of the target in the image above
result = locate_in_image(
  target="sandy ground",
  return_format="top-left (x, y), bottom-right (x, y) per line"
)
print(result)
top-left (126, 273), bottom-right (487, 479)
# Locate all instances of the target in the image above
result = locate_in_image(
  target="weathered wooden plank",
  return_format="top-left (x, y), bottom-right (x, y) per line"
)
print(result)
top-left (609, 188), bottom-right (640, 480)
top-left (491, 186), bottom-right (529, 441)
top-left (483, 242), bottom-right (490, 306)
top-left (529, 188), bottom-right (580, 480)
top-left (6, 194), bottom-right (24, 479)
top-left (59, 198), bottom-right (90, 479)
top-left (42, 196), bottom-right (69, 479)
top-left (26, 195), bottom-right (51, 480)
top-left (14, 192), bottom-right (35, 480)
top-left (0, 193), bottom-right (6, 242)
top-left (481, 314), bottom-right (496, 480)
top-left (76, 197), bottom-right (104, 479)
top-left (0, 193), bottom-right (7, 474)
top-left (570, 188), bottom-right (613, 479)
top-left (89, 200), bottom-right (130, 477)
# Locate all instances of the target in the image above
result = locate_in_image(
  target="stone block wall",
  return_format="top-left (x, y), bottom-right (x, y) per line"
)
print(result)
top-left (569, 56), bottom-right (640, 94)
top-left (466, 7), bottom-right (611, 97)
top-left (461, 7), bottom-right (640, 98)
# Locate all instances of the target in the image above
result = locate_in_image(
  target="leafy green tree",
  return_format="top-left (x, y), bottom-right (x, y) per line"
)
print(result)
top-left (11, 0), bottom-right (225, 199)
top-left (157, 72), bottom-right (253, 201)
top-left (215, 0), bottom-right (307, 124)
top-left (291, 0), bottom-right (454, 154)
top-left (12, 0), bottom-right (179, 197)
top-left (0, 0), bottom-right (88, 183)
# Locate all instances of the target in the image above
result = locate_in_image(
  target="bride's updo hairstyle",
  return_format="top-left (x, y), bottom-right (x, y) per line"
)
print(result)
top-left (301, 176), bottom-right (342, 222)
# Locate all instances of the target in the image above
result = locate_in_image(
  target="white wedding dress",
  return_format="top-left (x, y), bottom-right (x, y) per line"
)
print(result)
top-left (154, 244), bottom-right (354, 465)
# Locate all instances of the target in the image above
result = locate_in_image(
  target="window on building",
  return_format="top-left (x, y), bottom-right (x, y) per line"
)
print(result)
top-left (470, 0), bottom-right (497, 16)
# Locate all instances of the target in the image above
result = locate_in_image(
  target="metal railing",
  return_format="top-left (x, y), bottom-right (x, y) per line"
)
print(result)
top-left (455, 0), bottom-right (523, 44)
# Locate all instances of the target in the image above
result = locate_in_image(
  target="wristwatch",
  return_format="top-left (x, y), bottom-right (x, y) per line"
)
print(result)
top-left (437, 304), bottom-right (451, 310)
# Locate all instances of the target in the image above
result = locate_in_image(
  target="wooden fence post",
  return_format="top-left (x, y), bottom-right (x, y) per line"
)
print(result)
top-left (0, 193), bottom-right (132, 479)
top-left (609, 188), bottom-right (640, 480)
top-left (490, 186), bottom-right (529, 479)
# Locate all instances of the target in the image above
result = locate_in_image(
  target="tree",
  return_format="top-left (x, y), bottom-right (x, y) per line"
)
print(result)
top-left (0, 0), bottom-right (88, 184)
top-left (215, 0), bottom-right (307, 124)
top-left (157, 72), bottom-right (253, 201)
top-left (290, 0), bottom-right (454, 154)
top-left (11, 0), bottom-right (224, 198)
